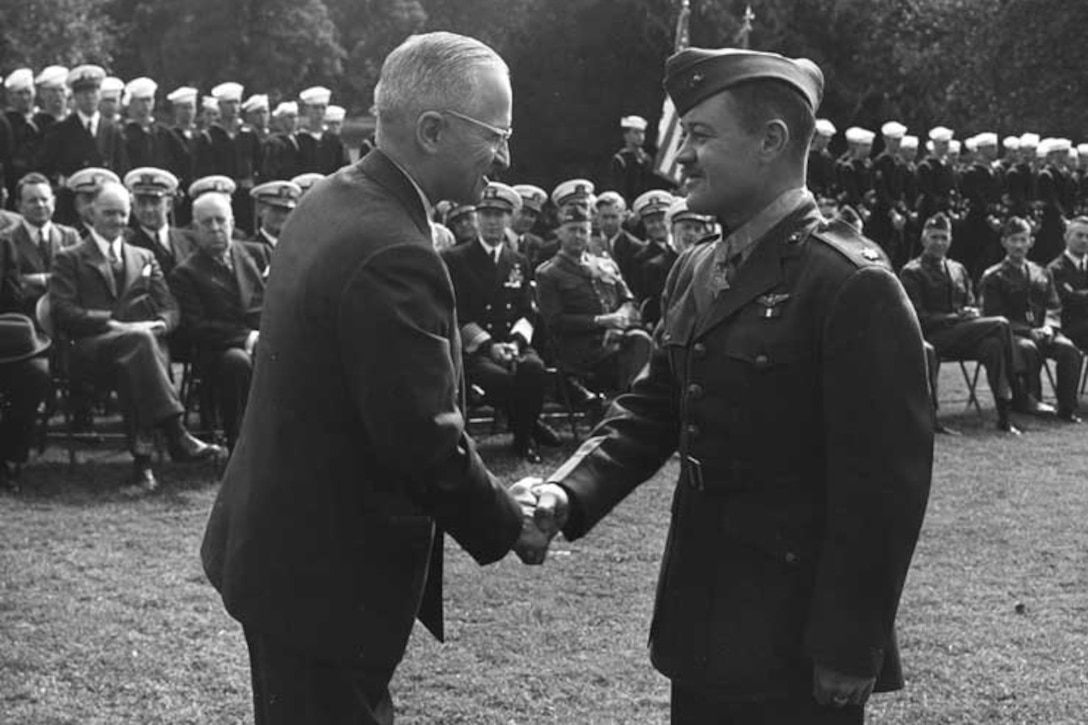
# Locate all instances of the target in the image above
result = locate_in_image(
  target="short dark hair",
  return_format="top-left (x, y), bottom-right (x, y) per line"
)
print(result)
top-left (728, 79), bottom-right (815, 161)
top-left (15, 172), bottom-right (51, 201)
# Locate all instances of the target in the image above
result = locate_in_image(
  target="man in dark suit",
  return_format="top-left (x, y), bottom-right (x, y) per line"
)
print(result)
top-left (37, 65), bottom-right (129, 226)
top-left (3, 69), bottom-right (44, 203)
top-left (48, 181), bottom-right (222, 490)
top-left (170, 191), bottom-right (270, 450)
top-left (201, 32), bottom-right (539, 724)
top-left (899, 213), bottom-right (1022, 434)
top-left (1048, 216), bottom-right (1088, 350)
top-left (123, 167), bottom-right (195, 280)
top-left (0, 172), bottom-right (81, 315)
top-left (527, 48), bottom-right (932, 723)
top-left (0, 237), bottom-right (51, 493)
top-left (628, 189), bottom-right (677, 303)
top-left (441, 182), bottom-right (558, 462)
top-left (591, 190), bottom-right (646, 289)
top-left (981, 216), bottom-right (1083, 421)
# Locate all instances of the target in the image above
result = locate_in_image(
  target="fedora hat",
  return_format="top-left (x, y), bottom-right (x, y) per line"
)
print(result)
top-left (0, 313), bottom-right (51, 365)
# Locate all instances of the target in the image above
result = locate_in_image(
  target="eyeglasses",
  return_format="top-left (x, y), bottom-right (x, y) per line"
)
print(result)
top-left (440, 109), bottom-right (513, 146)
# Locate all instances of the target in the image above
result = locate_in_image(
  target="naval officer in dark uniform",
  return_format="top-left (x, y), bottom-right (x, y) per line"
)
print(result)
top-left (526, 47), bottom-right (932, 724)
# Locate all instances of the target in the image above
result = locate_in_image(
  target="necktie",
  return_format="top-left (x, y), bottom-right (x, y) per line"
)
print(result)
top-left (37, 229), bottom-right (50, 266)
top-left (86, 119), bottom-right (93, 135)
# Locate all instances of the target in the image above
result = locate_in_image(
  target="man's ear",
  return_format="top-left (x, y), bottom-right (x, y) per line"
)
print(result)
top-left (416, 111), bottom-right (444, 154)
top-left (761, 118), bottom-right (790, 160)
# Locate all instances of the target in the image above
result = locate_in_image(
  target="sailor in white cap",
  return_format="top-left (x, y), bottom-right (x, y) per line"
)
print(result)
top-left (900, 134), bottom-right (919, 164)
top-left (610, 114), bottom-right (653, 204)
top-left (123, 167), bottom-right (193, 278)
top-left (868, 122), bottom-right (910, 266)
top-left (160, 87), bottom-right (200, 225)
top-left (200, 95), bottom-right (220, 130)
top-left (99, 76), bottom-right (124, 122)
top-left (196, 82), bottom-right (262, 234)
top-left (264, 101), bottom-right (301, 181)
top-left (838, 127), bottom-right (874, 210)
top-left (33, 66), bottom-right (69, 128)
top-left (916, 126), bottom-right (957, 222)
top-left (807, 118), bottom-right (837, 198)
top-left (297, 86), bottom-right (346, 174)
top-left (122, 77), bottom-right (168, 169)
top-left (323, 105), bottom-right (346, 136)
top-left (3, 69), bottom-right (41, 197)
top-left (249, 180), bottom-right (301, 248)
top-left (439, 180), bottom-right (557, 462)
top-left (241, 94), bottom-right (271, 140)
top-left (958, 133), bottom-right (1003, 278)
top-left (39, 65), bottom-right (128, 225)
top-left (1033, 139), bottom-right (1076, 264)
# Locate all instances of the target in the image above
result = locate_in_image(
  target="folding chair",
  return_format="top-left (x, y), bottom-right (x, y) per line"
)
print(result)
top-left (955, 359), bottom-right (984, 416)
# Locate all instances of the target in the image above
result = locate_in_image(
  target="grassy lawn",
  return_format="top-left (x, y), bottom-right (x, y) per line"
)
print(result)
top-left (3, 365), bottom-right (1088, 724)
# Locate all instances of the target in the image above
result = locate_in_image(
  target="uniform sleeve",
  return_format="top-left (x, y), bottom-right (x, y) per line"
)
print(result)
top-left (804, 265), bottom-right (933, 678)
top-left (339, 243), bottom-right (522, 564)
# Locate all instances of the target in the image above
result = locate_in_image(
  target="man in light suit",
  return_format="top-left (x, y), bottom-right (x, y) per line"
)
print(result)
top-left (170, 192), bottom-right (270, 450)
top-left (201, 32), bottom-right (540, 724)
top-left (48, 182), bottom-right (222, 491)
top-left (0, 173), bottom-right (81, 316)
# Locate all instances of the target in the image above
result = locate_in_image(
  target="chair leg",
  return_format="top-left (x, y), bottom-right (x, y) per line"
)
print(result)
top-left (1043, 359), bottom-right (1058, 403)
top-left (958, 361), bottom-right (984, 417)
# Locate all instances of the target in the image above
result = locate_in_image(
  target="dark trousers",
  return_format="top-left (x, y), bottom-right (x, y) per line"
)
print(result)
top-left (1013, 333), bottom-right (1083, 414)
top-left (466, 346), bottom-right (546, 444)
top-left (0, 355), bottom-right (50, 463)
top-left (1064, 319), bottom-right (1088, 352)
top-left (928, 316), bottom-right (1016, 401)
top-left (244, 626), bottom-right (394, 725)
top-left (671, 683), bottom-right (863, 725)
top-left (207, 347), bottom-right (253, 448)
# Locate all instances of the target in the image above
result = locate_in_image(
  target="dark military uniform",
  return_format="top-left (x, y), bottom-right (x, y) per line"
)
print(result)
top-left (630, 241), bottom-right (678, 326)
top-left (867, 150), bottom-right (910, 267)
top-left (260, 132), bottom-right (302, 182)
top-left (441, 240), bottom-right (547, 451)
top-left (610, 146), bottom-right (654, 205)
top-left (806, 147), bottom-right (837, 199)
top-left (899, 254), bottom-right (1017, 407)
top-left (915, 155), bottom-right (956, 222)
top-left (980, 258), bottom-right (1082, 415)
top-left (296, 131), bottom-right (347, 176)
top-left (3, 112), bottom-right (44, 202)
top-left (194, 124), bottom-right (263, 234)
top-left (123, 121), bottom-right (173, 170)
top-left (1048, 251), bottom-right (1088, 350)
top-left (957, 162), bottom-right (1003, 278)
top-left (1032, 165), bottom-right (1069, 264)
top-left (163, 125), bottom-right (198, 226)
top-left (549, 200), bottom-right (932, 706)
top-left (1003, 161), bottom-right (1035, 218)
top-left (835, 153), bottom-right (872, 210)
top-left (591, 228), bottom-right (646, 295)
top-left (38, 114), bottom-right (129, 226)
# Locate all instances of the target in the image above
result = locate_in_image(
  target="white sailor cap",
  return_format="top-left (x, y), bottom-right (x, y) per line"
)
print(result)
top-left (949, 139), bottom-right (961, 154)
top-left (845, 127), bottom-right (875, 145)
top-left (4, 68), bottom-right (34, 91)
top-left (620, 115), bottom-right (648, 131)
top-left (1002, 136), bottom-right (1021, 151)
top-left (299, 86), bottom-right (332, 106)
top-left (324, 105), bottom-right (345, 123)
top-left (35, 65), bottom-right (69, 89)
top-left (963, 136), bottom-right (979, 153)
top-left (881, 121), bottom-right (907, 139)
top-left (66, 65), bottom-right (104, 91)
top-left (1078, 144), bottom-right (1088, 158)
top-left (901, 135), bottom-right (919, 150)
top-left (125, 77), bottom-right (157, 100)
top-left (272, 101), bottom-right (298, 117)
top-left (100, 76), bottom-right (124, 99)
top-left (928, 126), bottom-right (954, 142)
top-left (665, 197), bottom-right (710, 228)
top-left (202, 96), bottom-right (219, 112)
top-left (1051, 138), bottom-right (1072, 153)
top-left (1019, 133), bottom-right (1040, 148)
top-left (242, 94), bottom-right (269, 114)
top-left (1036, 138), bottom-right (1053, 158)
top-left (167, 86), bottom-right (198, 106)
top-left (815, 118), bottom-right (836, 137)
top-left (595, 190), bottom-right (627, 211)
top-left (211, 82), bottom-right (244, 102)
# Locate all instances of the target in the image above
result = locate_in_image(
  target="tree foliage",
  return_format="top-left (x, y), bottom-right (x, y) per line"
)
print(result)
top-left (0, 0), bottom-right (1082, 184)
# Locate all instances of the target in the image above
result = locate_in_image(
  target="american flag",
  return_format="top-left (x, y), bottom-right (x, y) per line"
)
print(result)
top-left (653, 0), bottom-right (691, 185)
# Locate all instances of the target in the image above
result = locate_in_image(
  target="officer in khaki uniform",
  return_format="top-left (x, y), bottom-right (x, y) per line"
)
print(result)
top-left (441, 182), bottom-right (559, 462)
top-left (980, 216), bottom-right (1083, 421)
top-left (527, 47), bottom-right (932, 724)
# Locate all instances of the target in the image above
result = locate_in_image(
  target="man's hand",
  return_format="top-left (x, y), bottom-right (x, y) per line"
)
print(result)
top-left (244, 330), bottom-right (260, 357)
top-left (107, 319), bottom-right (167, 335)
top-left (508, 479), bottom-right (570, 565)
top-left (812, 662), bottom-right (875, 708)
top-left (488, 341), bottom-right (518, 366)
top-left (961, 306), bottom-right (980, 319)
top-left (596, 312), bottom-right (628, 330)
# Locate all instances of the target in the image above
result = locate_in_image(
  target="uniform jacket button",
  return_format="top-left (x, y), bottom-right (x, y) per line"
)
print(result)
top-left (785, 552), bottom-right (799, 565)
top-left (755, 353), bottom-right (769, 366)
top-left (686, 424), bottom-right (700, 439)
top-left (692, 343), bottom-right (707, 357)
top-left (687, 383), bottom-right (703, 399)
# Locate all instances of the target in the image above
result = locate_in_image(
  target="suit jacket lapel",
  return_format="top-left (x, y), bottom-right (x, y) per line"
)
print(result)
top-left (13, 225), bottom-right (44, 272)
top-left (232, 244), bottom-right (258, 310)
top-left (83, 240), bottom-right (117, 298)
top-left (358, 149), bottom-right (432, 241)
top-left (121, 243), bottom-right (145, 295)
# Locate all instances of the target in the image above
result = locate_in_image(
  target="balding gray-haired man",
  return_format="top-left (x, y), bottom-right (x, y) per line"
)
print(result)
top-left (201, 32), bottom-right (540, 724)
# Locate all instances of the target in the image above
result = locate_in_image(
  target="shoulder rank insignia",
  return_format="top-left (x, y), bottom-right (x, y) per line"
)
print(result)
top-left (756, 293), bottom-right (791, 319)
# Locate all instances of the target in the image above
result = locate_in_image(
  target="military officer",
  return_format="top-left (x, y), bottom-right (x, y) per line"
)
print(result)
top-left (957, 132), bottom-right (1004, 278)
top-left (98, 76), bottom-right (124, 122)
top-left (1048, 216), bottom-right (1088, 350)
top-left (552, 177), bottom-right (595, 217)
top-left (123, 167), bottom-right (194, 280)
top-left (3, 69), bottom-right (44, 203)
top-left (445, 202), bottom-right (479, 246)
top-left (67, 167), bottom-right (122, 237)
top-left (590, 190), bottom-right (645, 287)
top-left (48, 181), bottom-right (223, 490)
top-left (441, 181), bottom-right (558, 462)
top-left (170, 191), bottom-right (270, 450)
top-left (528, 47), bottom-right (931, 724)
top-left (629, 188), bottom-right (676, 303)
top-left (241, 94), bottom-right (271, 142)
top-left (122, 77), bottom-right (171, 170)
top-left (509, 183), bottom-right (554, 267)
top-left (249, 180), bottom-right (301, 250)
top-left (0, 172), bottom-right (81, 315)
top-left (916, 126), bottom-right (957, 223)
top-left (536, 205), bottom-right (652, 395)
top-left (194, 82), bottom-right (262, 234)
top-left (639, 196), bottom-right (714, 328)
top-left (32, 66), bottom-right (69, 130)
top-left (899, 213), bottom-right (1021, 433)
top-left (290, 172), bottom-right (324, 196)
top-left (297, 86), bottom-right (347, 175)
top-left (39, 65), bottom-right (129, 225)
top-left (980, 216), bottom-right (1082, 421)
top-left (807, 118), bottom-right (837, 198)
top-left (609, 115), bottom-right (654, 204)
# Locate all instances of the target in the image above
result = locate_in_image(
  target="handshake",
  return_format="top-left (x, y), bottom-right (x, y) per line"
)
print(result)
top-left (509, 477), bottom-right (570, 565)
